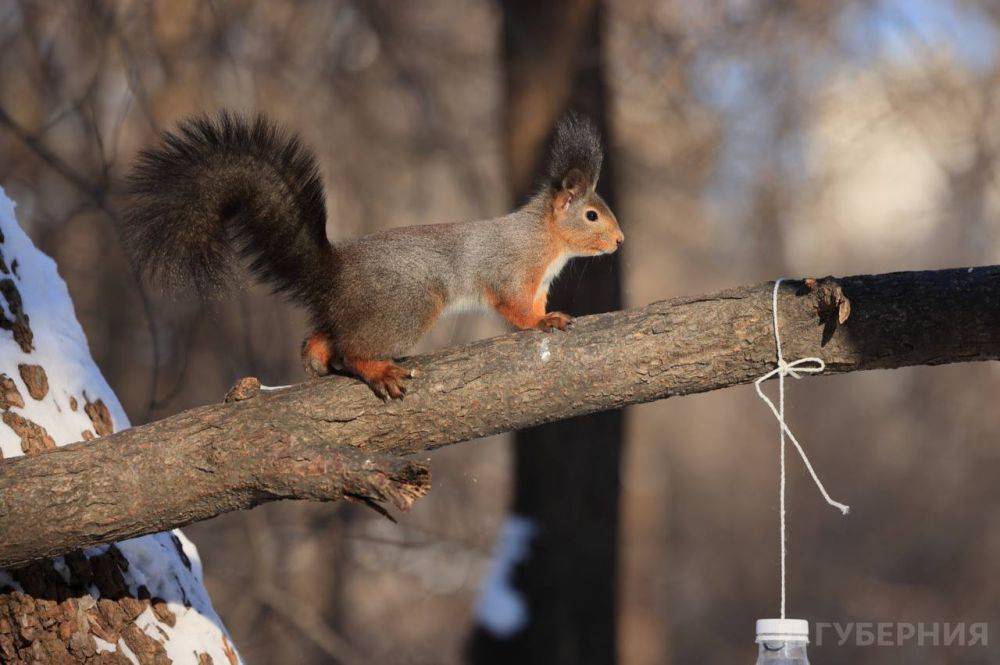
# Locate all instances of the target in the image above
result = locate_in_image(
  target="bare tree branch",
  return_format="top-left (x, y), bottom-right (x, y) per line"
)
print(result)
top-left (1, 266), bottom-right (999, 569)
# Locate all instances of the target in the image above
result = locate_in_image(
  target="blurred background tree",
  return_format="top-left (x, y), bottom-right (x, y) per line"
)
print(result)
top-left (1, 1), bottom-right (999, 663)
top-left (469, 1), bottom-right (622, 663)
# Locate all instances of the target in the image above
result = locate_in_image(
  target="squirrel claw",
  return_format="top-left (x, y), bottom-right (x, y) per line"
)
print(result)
top-left (353, 360), bottom-right (411, 401)
top-left (537, 312), bottom-right (573, 332)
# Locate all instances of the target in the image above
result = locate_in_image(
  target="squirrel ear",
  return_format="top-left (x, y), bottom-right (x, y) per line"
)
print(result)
top-left (554, 168), bottom-right (590, 211)
top-left (561, 168), bottom-right (590, 199)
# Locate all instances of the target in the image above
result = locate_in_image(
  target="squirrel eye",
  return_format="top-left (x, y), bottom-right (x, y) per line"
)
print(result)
top-left (585, 210), bottom-right (598, 222)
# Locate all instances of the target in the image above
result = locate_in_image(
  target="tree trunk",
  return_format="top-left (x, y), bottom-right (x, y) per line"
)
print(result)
top-left (0, 190), bottom-right (241, 664)
top-left (470, 2), bottom-right (623, 662)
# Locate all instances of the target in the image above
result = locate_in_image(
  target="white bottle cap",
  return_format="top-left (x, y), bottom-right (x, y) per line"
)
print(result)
top-left (756, 618), bottom-right (809, 643)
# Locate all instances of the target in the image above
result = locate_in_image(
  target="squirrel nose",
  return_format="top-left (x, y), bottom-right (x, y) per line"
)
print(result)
top-left (615, 233), bottom-right (624, 248)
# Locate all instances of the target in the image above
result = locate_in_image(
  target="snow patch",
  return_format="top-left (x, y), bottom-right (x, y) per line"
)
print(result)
top-left (474, 514), bottom-right (537, 637)
top-left (0, 187), bottom-right (242, 664)
top-left (92, 636), bottom-right (118, 654)
top-left (0, 192), bottom-right (129, 456)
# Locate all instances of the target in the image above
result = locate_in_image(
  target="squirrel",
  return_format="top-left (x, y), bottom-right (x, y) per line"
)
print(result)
top-left (123, 111), bottom-right (623, 399)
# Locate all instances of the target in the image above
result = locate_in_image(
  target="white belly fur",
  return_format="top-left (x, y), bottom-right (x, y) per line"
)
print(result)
top-left (441, 252), bottom-right (572, 318)
top-left (536, 252), bottom-right (571, 302)
top-left (442, 293), bottom-right (490, 317)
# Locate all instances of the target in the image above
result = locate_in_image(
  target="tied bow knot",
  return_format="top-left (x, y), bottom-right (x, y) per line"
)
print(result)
top-left (756, 279), bottom-right (849, 619)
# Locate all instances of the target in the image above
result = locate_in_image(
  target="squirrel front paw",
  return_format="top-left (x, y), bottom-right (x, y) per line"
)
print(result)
top-left (536, 312), bottom-right (573, 331)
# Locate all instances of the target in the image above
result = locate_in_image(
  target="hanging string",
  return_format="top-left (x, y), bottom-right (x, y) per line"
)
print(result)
top-left (754, 278), bottom-right (850, 619)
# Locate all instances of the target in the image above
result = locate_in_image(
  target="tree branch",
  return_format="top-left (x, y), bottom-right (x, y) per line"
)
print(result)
top-left (2, 266), bottom-right (999, 568)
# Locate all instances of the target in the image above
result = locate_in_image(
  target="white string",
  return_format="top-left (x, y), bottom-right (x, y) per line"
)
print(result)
top-left (754, 278), bottom-right (850, 619)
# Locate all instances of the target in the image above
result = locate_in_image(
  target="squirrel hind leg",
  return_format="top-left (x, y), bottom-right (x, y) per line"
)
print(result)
top-left (342, 357), bottom-right (412, 401)
top-left (301, 333), bottom-right (411, 400)
top-left (302, 331), bottom-right (337, 377)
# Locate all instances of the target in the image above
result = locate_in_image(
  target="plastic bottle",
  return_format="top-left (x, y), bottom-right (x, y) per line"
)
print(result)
top-left (755, 618), bottom-right (810, 664)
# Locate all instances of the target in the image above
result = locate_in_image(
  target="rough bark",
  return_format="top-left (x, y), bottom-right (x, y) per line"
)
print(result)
top-left (1, 267), bottom-right (999, 569)
top-left (0, 544), bottom-right (239, 665)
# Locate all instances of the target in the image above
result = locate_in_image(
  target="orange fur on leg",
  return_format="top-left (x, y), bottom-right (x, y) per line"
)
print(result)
top-left (343, 357), bottom-right (412, 401)
top-left (302, 331), bottom-right (336, 376)
top-left (486, 286), bottom-right (572, 332)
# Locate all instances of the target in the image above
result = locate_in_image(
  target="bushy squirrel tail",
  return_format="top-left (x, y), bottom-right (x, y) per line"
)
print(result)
top-left (124, 112), bottom-right (333, 312)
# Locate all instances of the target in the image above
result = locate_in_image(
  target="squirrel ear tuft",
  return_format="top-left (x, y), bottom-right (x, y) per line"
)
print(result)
top-left (546, 112), bottom-right (603, 195)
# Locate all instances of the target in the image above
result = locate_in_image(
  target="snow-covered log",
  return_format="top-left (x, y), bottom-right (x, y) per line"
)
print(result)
top-left (0, 189), bottom-right (241, 664)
